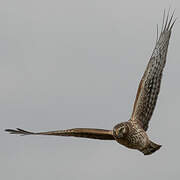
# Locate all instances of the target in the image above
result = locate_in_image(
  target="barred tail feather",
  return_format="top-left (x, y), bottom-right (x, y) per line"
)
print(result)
top-left (141, 141), bottom-right (162, 155)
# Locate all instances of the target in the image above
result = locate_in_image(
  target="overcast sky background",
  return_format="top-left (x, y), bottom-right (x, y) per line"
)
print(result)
top-left (1, 0), bottom-right (180, 179)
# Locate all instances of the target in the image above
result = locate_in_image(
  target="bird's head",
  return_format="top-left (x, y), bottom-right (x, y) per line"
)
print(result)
top-left (113, 123), bottom-right (129, 138)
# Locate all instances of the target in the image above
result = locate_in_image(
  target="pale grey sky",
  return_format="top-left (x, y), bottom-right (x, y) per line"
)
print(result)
top-left (1, 0), bottom-right (180, 179)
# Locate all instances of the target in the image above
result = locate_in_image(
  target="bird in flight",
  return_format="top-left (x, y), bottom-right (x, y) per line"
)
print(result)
top-left (5, 10), bottom-right (176, 155)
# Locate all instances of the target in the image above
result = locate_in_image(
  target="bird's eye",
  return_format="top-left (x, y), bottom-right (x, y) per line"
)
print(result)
top-left (117, 127), bottom-right (125, 138)
top-left (122, 128), bottom-right (126, 134)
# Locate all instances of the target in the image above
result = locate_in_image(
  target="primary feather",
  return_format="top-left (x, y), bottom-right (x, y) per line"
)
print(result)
top-left (131, 10), bottom-right (176, 131)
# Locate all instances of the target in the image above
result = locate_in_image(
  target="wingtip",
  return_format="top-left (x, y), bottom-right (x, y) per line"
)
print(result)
top-left (163, 9), bottom-right (176, 32)
top-left (5, 128), bottom-right (34, 135)
top-left (170, 18), bottom-right (177, 30)
top-left (5, 128), bottom-right (16, 132)
top-left (5, 128), bottom-right (18, 134)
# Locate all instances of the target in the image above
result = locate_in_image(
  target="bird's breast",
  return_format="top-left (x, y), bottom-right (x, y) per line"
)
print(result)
top-left (115, 127), bottom-right (149, 150)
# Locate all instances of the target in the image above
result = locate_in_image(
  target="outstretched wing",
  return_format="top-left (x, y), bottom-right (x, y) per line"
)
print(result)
top-left (5, 128), bottom-right (114, 140)
top-left (131, 10), bottom-right (176, 131)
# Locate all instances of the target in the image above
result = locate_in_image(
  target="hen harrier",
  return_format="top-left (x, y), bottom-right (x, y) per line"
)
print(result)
top-left (5, 10), bottom-right (176, 155)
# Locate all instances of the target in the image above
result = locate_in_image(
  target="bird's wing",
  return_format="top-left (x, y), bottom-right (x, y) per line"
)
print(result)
top-left (131, 10), bottom-right (176, 131)
top-left (5, 128), bottom-right (115, 140)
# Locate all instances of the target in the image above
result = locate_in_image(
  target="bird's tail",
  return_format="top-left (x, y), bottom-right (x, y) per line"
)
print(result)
top-left (141, 141), bottom-right (162, 155)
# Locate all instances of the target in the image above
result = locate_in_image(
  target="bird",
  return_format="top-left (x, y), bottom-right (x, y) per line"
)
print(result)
top-left (5, 10), bottom-right (176, 155)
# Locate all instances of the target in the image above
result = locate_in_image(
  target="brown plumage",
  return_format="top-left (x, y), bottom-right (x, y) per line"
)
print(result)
top-left (5, 10), bottom-right (176, 155)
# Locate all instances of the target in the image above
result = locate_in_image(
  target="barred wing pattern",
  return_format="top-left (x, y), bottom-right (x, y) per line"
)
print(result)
top-left (131, 11), bottom-right (176, 131)
top-left (4, 11), bottom-right (176, 156)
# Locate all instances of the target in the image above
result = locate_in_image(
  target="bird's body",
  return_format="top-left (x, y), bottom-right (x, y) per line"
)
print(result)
top-left (114, 121), bottom-right (148, 150)
top-left (5, 10), bottom-right (176, 155)
top-left (113, 121), bottom-right (160, 155)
